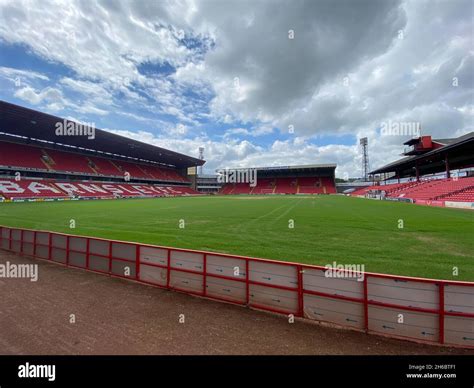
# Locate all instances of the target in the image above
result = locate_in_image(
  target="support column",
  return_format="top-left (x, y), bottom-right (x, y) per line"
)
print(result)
top-left (445, 155), bottom-right (450, 179)
top-left (415, 164), bottom-right (420, 182)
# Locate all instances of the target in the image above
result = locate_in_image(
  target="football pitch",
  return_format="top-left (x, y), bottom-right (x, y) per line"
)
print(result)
top-left (0, 195), bottom-right (472, 281)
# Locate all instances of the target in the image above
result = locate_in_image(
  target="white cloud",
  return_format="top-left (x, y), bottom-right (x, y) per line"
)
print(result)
top-left (14, 86), bottom-right (64, 106)
top-left (104, 127), bottom-right (361, 177)
top-left (0, 66), bottom-right (49, 82)
top-left (223, 125), bottom-right (274, 139)
top-left (0, 0), bottom-right (472, 178)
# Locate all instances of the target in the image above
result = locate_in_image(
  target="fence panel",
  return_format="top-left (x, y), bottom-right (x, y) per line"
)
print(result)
top-left (22, 230), bottom-right (35, 256)
top-left (35, 232), bottom-right (50, 259)
top-left (444, 284), bottom-right (474, 347)
top-left (169, 269), bottom-right (203, 294)
top-left (303, 294), bottom-right (365, 329)
top-left (368, 304), bottom-right (439, 343)
top-left (10, 229), bottom-right (22, 253)
top-left (367, 276), bottom-right (439, 310)
top-left (138, 246), bottom-right (168, 286)
top-left (0, 225), bottom-right (472, 348)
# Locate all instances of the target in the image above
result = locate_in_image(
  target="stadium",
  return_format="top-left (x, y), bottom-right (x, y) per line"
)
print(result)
top-left (0, 100), bottom-right (473, 356)
top-left (1, 7), bottom-right (474, 383)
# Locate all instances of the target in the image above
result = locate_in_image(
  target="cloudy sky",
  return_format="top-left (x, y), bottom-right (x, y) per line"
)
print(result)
top-left (0, 0), bottom-right (472, 178)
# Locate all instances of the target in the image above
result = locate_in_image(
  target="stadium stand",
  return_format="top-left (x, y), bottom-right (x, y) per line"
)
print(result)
top-left (220, 183), bottom-right (235, 195)
top-left (43, 148), bottom-right (96, 174)
top-left (86, 155), bottom-right (122, 176)
top-left (139, 164), bottom-right (164, 180)
top-left (298, 177), bottom-right (322, 194)
top-left (297, 177), bottom-right (337, 194)
top-left (321, 177), bottom-right (337, 194)
top-left (110, 159), bottom-right (151, 180)
top-left (0, 178), bottom-right (69, 198)
top-left (349, 181), bottom-right (419, 197)
top-left (361, 132), bottom-right (474, 206)
top-left (163, 168), bottom-right (189, 182)
top-left (251, 178), bottom-right (275, 194)
top-left (0, 101), bottom-right (204, 201)
top-left (0, 142), bottom-right (49, 170)
top-left (219, 166), bottom-right (337, 196)
top-left (54, 181), bottom-right (116, 198)
top-left (232, 183), bottom-right (253, 194)
top-left (442, 187), bottom-right (474, 202)
top-left (0, 178), bottom-right (199, 200)
top-left (351, 177), bottom-right (474, 202)
top-left (392, 177), bottom-right (474, 200)
top-left (274, 178), bottom-right (298, 194)
top-left (0, 140), bottom-right (191, 182)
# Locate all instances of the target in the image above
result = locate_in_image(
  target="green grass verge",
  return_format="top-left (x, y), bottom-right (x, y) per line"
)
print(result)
top-left (0, 195), bottom-right (472, 280)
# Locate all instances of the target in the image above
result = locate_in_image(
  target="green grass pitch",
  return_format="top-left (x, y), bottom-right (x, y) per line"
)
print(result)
top-left (0, 195), bottom-right (472, 281)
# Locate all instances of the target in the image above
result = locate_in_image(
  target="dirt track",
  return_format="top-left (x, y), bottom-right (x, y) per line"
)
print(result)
top-left (0, 251), bottom-right (472, 355)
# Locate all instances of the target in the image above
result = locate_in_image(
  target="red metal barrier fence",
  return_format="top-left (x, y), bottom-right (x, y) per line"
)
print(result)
top-left (0, 225), bottom-right (473, 348)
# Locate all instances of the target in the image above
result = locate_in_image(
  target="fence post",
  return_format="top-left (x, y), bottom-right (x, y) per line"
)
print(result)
top-left (33, 231), bottom-right (37, 257)
top-left (86, 238), bottom-right (90, 270)
top-left (135, 245), bottom-right (140, 280)
top-left (297, 265), bottom-right (304, 317)
top-left (166, 249), bottom-right (171, 289)
top-left (203, 253), bottom-right (207, 296)
top-left (66, 235), bottom-right (70, 266)
top-left (48, 233), bottom-right (52, 260)
top-left (108, 241), bottom-right (112, 273)
top-left (364, 274), bottom-right (369, 333)
top-left (439, 282), bottom-right (445, 344)
top-left (245, 259), bottom-right (250, 306)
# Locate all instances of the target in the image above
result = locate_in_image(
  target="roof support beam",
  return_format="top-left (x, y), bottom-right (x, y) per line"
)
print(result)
top-left (445, 155), bottom-right (450, 179)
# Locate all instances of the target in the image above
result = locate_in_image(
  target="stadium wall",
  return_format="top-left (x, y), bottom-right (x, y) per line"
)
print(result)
top-left (0, 225), bottom-right (472, 349)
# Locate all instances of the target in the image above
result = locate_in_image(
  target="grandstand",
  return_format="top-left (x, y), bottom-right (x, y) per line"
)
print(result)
top-left (351, 133), bottom-right (474, 208)
top-left (0, 138), bottom-right (196, 183)
top-left (0, 101), bottom-right (202, 201)
top-left (219, 165), bottom-right (336, 195)
top-left (0, 178), bottom-right (199, 200)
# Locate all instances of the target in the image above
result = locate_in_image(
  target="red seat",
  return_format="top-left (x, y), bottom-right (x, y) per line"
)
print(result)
top-left (0, 178), bottom-right (198, 199)
top-left (352, 177), bottom-right (474, 202)
top-left (274, 178), bottom-right (297, 194)
top-left (251, 179), bottom-right (275, 194)
top-left (87, 156), bottom-right (122, 176)
top-left (111, 160), bottom-right (151, 180)
top-left (0, 142), bottom-right (48, 170)
top-left (0, 141), bottom-right (190, 183)
top-left (0, 178), bottom-right (68, 198)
